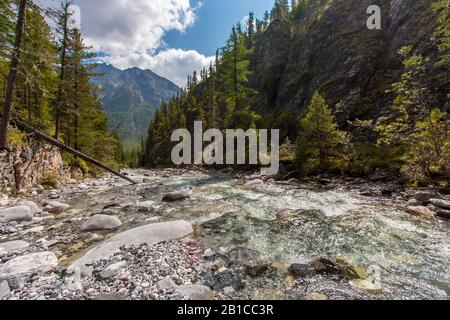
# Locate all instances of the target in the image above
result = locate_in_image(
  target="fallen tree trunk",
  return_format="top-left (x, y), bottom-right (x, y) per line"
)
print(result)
top-left (12, 118), bottom-right (136, 185)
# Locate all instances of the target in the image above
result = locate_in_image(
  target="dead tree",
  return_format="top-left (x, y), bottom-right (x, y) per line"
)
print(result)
top-left (13, 118), bottom-right (136, 184)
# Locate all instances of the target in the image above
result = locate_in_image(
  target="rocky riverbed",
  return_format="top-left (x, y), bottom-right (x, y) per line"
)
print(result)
top-left (0, 168), bottom-right (449, 300)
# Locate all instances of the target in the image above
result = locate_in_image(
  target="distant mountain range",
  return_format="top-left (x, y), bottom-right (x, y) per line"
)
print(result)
top-left (90, 64), bottom-right (180, 148)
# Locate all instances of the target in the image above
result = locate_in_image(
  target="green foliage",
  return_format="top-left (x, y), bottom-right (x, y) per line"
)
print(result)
top-left (376, 45), bottom-right (449, 185)
top-left (401, 109), bottom-right (450, 185)
top-left (142, 17), bottom-right (260, 167)
top-left (271, 0), bottom-right (290, 21)
top-left (295, 92), bottom-right (348, 173)
top-left (279, 137), bottom-right (296, 161)
top-left (40, 172), bottom-right (58, 189)
top-left (225, 109), bottom-right (262, 130)
top-left (0, 1), bottom-right (123, 175)
top-left (219, 26), bottom-right (257, 113)
top-left (376, 46), bottom-right (431, 149)
top-left (432, 0), bottom-right (450, 69)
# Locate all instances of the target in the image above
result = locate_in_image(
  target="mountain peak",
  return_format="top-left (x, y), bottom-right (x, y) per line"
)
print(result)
top-left (90, 64), bottom-right (180, 148)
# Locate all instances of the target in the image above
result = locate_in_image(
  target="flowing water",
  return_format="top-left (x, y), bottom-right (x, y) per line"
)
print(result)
top-left (60, 169), bottom-right (449, 300)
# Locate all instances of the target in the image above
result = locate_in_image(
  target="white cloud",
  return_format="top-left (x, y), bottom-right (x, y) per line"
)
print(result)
top-left (37, 0), bottom-right (210, 86)
top-left (149, 49), bottom-right (214, 87)
top-left (103, 49), bottom-right (213, 87)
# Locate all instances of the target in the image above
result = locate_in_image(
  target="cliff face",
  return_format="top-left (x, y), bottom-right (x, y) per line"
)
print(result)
top-left (0, 142), bottom-right (75, 194)
top-left (250, 0), bottom-right (446, 137)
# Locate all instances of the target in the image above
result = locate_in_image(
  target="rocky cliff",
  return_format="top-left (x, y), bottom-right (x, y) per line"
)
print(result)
top-left (250, 0), bottom-right (447, 137)
top-left (0, 142), bottom-right (76, 194)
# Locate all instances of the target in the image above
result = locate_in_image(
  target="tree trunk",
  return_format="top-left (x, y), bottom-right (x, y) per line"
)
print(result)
top-left (0, 0), bottom-right (27, 150)
top-left (54, 2), bottom-right (70, 140)
top-left (13, 117), bottom-right (136, 184)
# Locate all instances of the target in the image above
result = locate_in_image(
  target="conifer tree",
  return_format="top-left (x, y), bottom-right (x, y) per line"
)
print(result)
top-left (16, 5), bottom-right (57, 129)
top-left (219, 26), bottom-right (255, 113)
top-left (54, 0), bottom-right (72, 140)
top-left (296, 92), bottom-right (347, 172)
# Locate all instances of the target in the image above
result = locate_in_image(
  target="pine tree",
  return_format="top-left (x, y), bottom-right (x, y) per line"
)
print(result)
top-left (433, 0), bottom-right (449, 69)
top-left (16, 5), bottom-right (57, 129)
top-left (0, 0), bottom-right (27, 150)
top-left (219, 26), bottom-right (256, 113)
top-left (376, 46), bottom-right (432, 154)
top-left (271, 0), bottom-right (290, 22)
top-left (54, 0), bottom-right (73, 140)
top-left (296, 92), bottom-right (347, 172)
top-left (246, 12), bottom-right (255, 49)
top-left (401, 108), bottom-right (450, 184)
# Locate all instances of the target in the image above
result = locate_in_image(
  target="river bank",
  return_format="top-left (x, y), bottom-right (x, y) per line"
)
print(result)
top-left (1, 168), bottom-right (449, 300)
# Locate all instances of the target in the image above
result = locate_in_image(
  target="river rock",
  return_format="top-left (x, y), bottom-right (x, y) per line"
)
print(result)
top-left (0, 280), bottom-right (10, 300)
top-left (288, 263), bottom-right (316, 278)
top-left (244, 179), bottom-right (263, 187)
top-left (44, 201), bottom-right (70, 213)
top-left (70, 220), bottom-right (193, 271)
top-left (203, 248), bottom-right (215, 260)
top-left (81, 214), bottom-right (122, 231)
top-left (408, 190), bottom-right (437, 203)
top-left (0, 252), bottom-right (58, 278)
top-left (303, 292), bottom-right (328, 300)
top-left (228, 247), bottom-right (268, 276)
top-left (176, 284), bottom-right (214, 300)
top-left (16, 200), bottom-right (41, 214)
top-left (308, 258), bottom-right (362, 279)
top-left (0, 194), bottom-right (9, 207)
top-left (429, 199), bottom-right (450, 210)
top-left (158, 276), bottom-right (177, 291)
top-left (98, 261), bottom-right (127, 279)
top-left (406, 206), bottom-right (436, 219)
top-left (0, 240), bottom-right (30, 253)
top-left (274, 209), bottom-right (299, 222)
top-left (428, 205), bottom-right (450, 220)
top-left (23, 226), bottom-right (45, 235)
top-left (350, 279), bottom-right (381, 291)
top-left (134, 201), bottom-right (156, 212)
top-left (0, 205), bottom-right (33, 223)
top-left (162, 191), bottom-right (190, 202)
top-left (314, 258), bottom-right (343, 275)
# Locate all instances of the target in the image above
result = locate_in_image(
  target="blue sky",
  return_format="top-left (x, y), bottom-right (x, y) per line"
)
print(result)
top-left (38, 0), bottom-right (275, 86)
top-left (164, 0), bottom-right (274, 57)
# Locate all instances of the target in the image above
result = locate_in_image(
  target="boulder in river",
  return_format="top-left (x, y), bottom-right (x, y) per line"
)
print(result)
top-left (70, 220), bottom-right (193, 272)
top-left (429, 199), bottom-right (450, 210)
top-left (0, 240), bottom-right (30, 254)
top-left (0, 205), bottom-right (33, 223)
top-left (162, 191), bottom-right (190, 202)
top-left (244, 179), bottom-right (263, 187)
top-left (308, 258), bottom-right (363, 279)
top-left (428, 205), bottom-right (450, 220)
top-left (407, 190), bottom-right (437, 203)
top-left (16, 200), bottom-right (41, 214)
top-left (0, 251), bottom-right (58, 279)
top-left (44, 200), bottom-right (70, 213)
top-left (81, 214), bottom-right (122, 231)
top-left (228, 247), bottom-right (269, 277)
top-left (406, 206), bottom-right (436, 219)
top-left (288, 263), bottom-right (316, 278)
